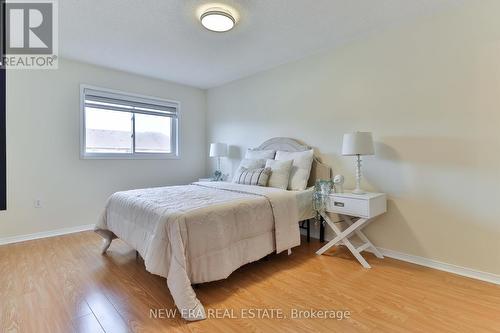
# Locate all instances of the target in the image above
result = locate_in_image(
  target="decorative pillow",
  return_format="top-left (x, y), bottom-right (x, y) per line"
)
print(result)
top-left (265, 159), bottom-right (293, 190)
top-left (245, 149), bottom-right (276, 160)
top-left (275, 149), bottom-right (314, 191)
top-left (239, 158), bottom-right (266, 169)
top-left (232, 158), bottom-right (266, 182)
top-left (233, 167), bottom-right (271, 186)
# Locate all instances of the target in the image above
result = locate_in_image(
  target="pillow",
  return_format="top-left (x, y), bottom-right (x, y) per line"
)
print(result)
top-left (265, 159), bottom-right (293, 190)
top-left (233, 167), bottom-right (271, 186)
top-left (245, 149), bottom-right (276, 160)
top-left (238, 158), bottom-right (266, 170)
top-left (275, 149), bottom-right (314, 190)
top-left (232, 158), bottom-right (266, 182)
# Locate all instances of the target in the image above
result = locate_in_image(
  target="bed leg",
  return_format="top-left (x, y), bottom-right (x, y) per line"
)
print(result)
top-left (101, 237), bottom-right (112, 254)
top-left (287, 248), bottom-right (292, 255)
top-left (307, 219), bottom-right (311, 242)
top-left (319, 216), bottom-right (325, 243)
top-left (136, 250), bottom-right (139, 260)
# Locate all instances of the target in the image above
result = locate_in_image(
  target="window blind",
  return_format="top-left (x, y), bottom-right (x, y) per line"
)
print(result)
top-left (83, 89), bottom-right (178, 118)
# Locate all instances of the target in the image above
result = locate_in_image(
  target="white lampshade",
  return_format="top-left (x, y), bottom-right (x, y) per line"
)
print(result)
top-left (209, 143), bottom-right (228, 157)
top-left (342, 132), bottom-right (374, 156)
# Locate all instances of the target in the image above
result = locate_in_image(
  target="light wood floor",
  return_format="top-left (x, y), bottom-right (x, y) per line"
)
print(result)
top-left (1, 231), bottom-right (499, 333)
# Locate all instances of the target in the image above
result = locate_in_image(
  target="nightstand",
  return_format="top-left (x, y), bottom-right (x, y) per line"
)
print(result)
top-left (316, 192), bottom-right (387, 268)
top-left (198, 178), bottom-right (214, 182)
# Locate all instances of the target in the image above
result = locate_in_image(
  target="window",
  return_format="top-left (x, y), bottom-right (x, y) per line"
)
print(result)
top-left (80, 86), bottom-right (179, 159)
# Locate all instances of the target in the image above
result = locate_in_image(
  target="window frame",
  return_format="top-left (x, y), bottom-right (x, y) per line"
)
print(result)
top-left (80, 84), bottom-right (180, 160)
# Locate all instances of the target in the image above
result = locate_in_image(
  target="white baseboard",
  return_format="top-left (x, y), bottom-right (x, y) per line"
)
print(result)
top-left (300, 228), bottom-right (500, 285)
top-left (375, 246), bottom-right (500, 285)
top-left (0, 224), bottom-right (95, 246)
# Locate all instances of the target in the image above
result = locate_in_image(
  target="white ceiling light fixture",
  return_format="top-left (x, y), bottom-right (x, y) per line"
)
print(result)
top-left (200, 7), bottom-right (236, 32)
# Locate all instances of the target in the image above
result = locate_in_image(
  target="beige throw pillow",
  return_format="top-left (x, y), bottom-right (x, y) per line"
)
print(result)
top-left (265, 159), bottom-right (293, 190)
top-left (275, 150), bottom-right (314, 190)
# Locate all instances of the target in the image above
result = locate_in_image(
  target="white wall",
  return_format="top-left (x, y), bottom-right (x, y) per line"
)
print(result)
top-left (1, 59), bottom-right (206, 238)
top-left (207, 1), bottom-right (500, 275)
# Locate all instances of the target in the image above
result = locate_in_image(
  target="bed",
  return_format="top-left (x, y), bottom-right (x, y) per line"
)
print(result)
top-left (95, 137), bottom-right (331, 320)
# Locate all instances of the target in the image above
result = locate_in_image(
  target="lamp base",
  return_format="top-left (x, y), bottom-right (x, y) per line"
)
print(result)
top-left (352, 155), bottom-right (366, 195)
top-left (351, 188), bottom-right (366, 195)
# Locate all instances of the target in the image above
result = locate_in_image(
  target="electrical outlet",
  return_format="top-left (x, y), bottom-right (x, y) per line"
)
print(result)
top-left (34, 199), bottom-right (42, 208)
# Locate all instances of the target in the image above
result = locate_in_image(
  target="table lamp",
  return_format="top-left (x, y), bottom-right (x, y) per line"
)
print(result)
top-left (342, 132), bottom-right (374, 195)
top-left (209, 143), bottom-right (228, 181)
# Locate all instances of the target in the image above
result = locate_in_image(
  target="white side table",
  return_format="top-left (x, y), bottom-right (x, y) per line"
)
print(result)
top-left (316, 192), bottom-right (387, 268)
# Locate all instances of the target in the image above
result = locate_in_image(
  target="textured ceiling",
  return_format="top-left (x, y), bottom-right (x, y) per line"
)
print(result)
top-left (60, 0), bottom-right (463, 88)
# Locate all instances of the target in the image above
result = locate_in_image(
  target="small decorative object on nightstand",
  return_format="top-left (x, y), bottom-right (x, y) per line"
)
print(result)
top-left (312, 179), bottom-right (334, 243)
top-left (198, 178), bottom-right (214, 182)
top-left (316, 191), bottom-right (387, 268)
top-left (333, 174), bottom-right (345, 193)
top-left (313, 179), bottom-right (334, 212)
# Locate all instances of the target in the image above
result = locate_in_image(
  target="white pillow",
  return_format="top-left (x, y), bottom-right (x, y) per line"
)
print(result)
top-left (232, 159), bottom-right (266, 182)
top-left (275, 149), bottom-right (314, 190)
top-left (265, 159), bottom-right (293, 190)
top-left (245, 149), bottom-right (276, 160)
top-left (238, 158), bottom-right (266, 169)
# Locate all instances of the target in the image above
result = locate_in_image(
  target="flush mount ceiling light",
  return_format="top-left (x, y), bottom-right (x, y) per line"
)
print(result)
top-left (200, 8), bottom-right (236, 32)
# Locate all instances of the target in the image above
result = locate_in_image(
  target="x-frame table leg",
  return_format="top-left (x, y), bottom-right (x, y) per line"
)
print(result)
top-left (341, 215), bottom-right (384, 259)
top-left (316, 212), bottom-right (374, 268)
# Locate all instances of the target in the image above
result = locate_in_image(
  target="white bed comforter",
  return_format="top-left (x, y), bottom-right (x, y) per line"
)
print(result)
top-left (95, 182), bottom-right (300, 320)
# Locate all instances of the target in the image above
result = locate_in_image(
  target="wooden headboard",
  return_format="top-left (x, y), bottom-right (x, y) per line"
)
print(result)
top-left (254, 137), bottom-right (331, 186)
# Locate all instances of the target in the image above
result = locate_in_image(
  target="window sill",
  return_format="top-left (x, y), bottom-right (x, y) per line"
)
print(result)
top-left (81, 153), bottom-right (180, 160)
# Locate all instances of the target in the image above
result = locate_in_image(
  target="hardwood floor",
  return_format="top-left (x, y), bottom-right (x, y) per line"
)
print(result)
top-left (1, 231), bottom-right (499, 333)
